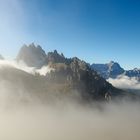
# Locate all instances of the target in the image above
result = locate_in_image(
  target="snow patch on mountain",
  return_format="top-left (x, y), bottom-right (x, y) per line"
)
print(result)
top-left (91, 61), bottom-right (125, 79)
top-left (91, 61), bottom-right (140, 80)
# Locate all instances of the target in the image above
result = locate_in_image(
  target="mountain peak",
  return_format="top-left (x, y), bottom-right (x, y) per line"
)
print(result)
top-left (109, 61), bottom-right (115, 64)
top-left (108, 61), bottom-right (120, 66)
top-left (91, 61), bottom-right (125, 79)
top-left (16, 44), bottom-right (47, 67)
top-left (46, 50), bottom-right (66, 64)
top-left (91, 61), bottom-right (140, 79)
top-left (107, 61), bottom-right (123, 70)
top-left (12, 43), bottom-right (124, 100)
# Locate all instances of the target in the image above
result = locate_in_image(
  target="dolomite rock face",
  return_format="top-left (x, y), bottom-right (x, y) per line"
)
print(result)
top-left (16, 44), bottom-right (123, 101)
top-left (16, 43), bottom-right (47, 67)
top-left (91, 61), bottom-right (125, 79)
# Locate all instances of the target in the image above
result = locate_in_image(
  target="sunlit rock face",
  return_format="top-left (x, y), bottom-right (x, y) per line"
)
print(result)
top-left (16, 44), bottom-right (67, 67)
top-left (91, 61), bottom-right (140, 80)
top-left (0, 62), bottom-right (118, 103)
top-left (46, 50), bottom-right (66, 64)
top-left (91, 61), bottom-right (125, 79)
top-left (124, 68), bottom-right (140, 79)
top-left (16, 43), bottom-right (47, 67)
top-left (14, 44), bottom-right (124, 101)
top-left (1, 43), bottom-right (139, 103)
top-left (107, 61), bottom-right (125, 78)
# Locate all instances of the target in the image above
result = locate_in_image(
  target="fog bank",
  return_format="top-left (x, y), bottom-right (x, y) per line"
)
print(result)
top-left (0, 60), bottom-right (140, 140)
top-left (0, 101), bottom-right (140, 140)
top-left (108, 75), bottom-right (140, 90)
top-left (0, 60), bottom-right (53, 76)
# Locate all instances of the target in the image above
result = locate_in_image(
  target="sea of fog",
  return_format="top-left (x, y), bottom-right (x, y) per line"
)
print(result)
top-left (0, 100), bottom-right (140, 140)
top-left (0, 60), bottom-right (140, 140)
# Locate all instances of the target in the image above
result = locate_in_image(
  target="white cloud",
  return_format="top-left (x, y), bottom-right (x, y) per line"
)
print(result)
top-left (0, 100), bottom-right (140, 140)
top-left (0, 59), bottom-right (140, 140)
top-left (108, 75), bottom-right (140, 90)
top-left (36, 66), bottom-right (54, 76)
top-left (0, 60), bottom-right (53, 76)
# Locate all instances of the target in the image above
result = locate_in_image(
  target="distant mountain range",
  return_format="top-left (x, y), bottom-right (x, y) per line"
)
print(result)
top-left (0, 43), bottom-right (139, 102)
top-left (15, 43), bottom-right (126, 101)
top-left (16, 44), bottom-right (113, 100)
top-left (15, 43), bottom-right (140, 81)
top-left (91, 61), bottom-right (140, 79)
top-left (16, 44), bottom-right (140, 81)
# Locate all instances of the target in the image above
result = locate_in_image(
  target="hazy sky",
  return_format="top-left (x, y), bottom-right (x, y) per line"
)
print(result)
top-left (0, 0), bottom-right (140, 69)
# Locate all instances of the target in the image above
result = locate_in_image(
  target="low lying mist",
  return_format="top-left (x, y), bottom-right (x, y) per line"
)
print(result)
top-left (0, 60), bottom-right (53, 76)
top-left (0, 60), bottom-right (140, 140)
top-left (0, 83), bottom-right (140, 140)
top-left (108, 75), bottom-right (140, 90)
top-left (0, 99), bottom-right (140, 140)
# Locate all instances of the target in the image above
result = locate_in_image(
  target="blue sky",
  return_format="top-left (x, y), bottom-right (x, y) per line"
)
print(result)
top-left (0, 0), bottom-right (140, 69)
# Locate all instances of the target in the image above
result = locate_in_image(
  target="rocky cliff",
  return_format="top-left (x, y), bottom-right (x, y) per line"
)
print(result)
top-left (15, 44), bottom-right (123, 101)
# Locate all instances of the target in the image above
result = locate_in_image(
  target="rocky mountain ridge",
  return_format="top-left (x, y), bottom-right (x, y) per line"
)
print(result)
top-left (91, 61), bottom-right (140, 79)
top-left (15, 43), bottom-right (123, 101)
